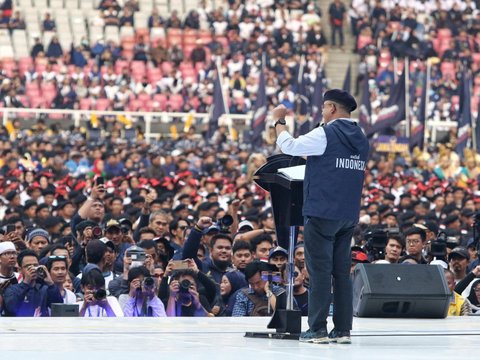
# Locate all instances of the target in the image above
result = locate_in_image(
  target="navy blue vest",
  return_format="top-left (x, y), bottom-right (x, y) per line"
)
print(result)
top-left (303, 119), bottom-right (369, 222)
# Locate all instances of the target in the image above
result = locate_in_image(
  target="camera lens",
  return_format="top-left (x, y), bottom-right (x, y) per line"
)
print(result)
top-left (220, 215), bottom-right (233, 227)
top-left (92, 226), bottom-right (103, 239)
top-left (121, 227), bottom-right (129, 234)
top-left (94, 289), bottom-right (107, 300)
top-left (143, 277), bottom-right (155, 288)
top-left (179, 279), bottom-right (192, 293)
top-left (36, 266), bottom-right (46, 279)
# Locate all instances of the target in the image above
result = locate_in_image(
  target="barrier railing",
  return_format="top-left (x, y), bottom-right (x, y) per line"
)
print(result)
top-left (0, 107), bottom-right (458, 145)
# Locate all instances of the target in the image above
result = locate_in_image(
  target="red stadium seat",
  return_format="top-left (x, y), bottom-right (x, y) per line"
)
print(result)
top-left (79, 98), bottom-right (92, 110)
top-left (128, 99), bottom-right (143, 111)
top-left (437, 28), bottom-right (452, 40)
top-left (168, 94), bottom-right (184, 111)
top-left (153, 93), bottom-right (167, 110)
top-left (95, 98), bottom-right (111, 111)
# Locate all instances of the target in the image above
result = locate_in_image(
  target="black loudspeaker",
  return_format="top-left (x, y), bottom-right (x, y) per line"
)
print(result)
top-left (352, 264), bottom-right (450, 318)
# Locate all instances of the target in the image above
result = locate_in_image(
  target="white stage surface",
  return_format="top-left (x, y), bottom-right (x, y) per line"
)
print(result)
top-left (1, 316), bottom-right (479, 359)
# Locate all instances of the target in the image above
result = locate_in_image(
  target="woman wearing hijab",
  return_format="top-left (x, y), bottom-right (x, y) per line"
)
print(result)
top-left (219, 270), bottom-right (247, 317)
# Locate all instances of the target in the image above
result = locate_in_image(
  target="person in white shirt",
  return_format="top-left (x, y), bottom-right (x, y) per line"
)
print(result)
top-left (47, 255), bottom-right (76, 304)
top-left (78, 269), bottom-right (123, 317)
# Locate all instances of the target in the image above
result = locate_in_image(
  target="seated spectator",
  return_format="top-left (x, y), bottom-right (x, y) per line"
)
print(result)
top-left (120, 7), bottom-right (134, 27)
top-left (383, 234), bottom-right (404, 264)
top-left (231, 260), bottom-right (286, 317)
top-left (183, 10), bottom-right (200, 29)
top-left (0, 11), bottom-right (9, 29)
top-left (444, 269), bottom-right (471, 316)
top-left (166, 269), bottom-right (210, 316)
top-left (103, 6), bottom-right (120, 26)
top-left (46, 36), bottom-right (63, 59)
top-left (166, 9), bottom-right (182, 29)
top-left (404, 227), bottom-right (428, 264)
top-left (0, 0), bottom-right (12, 18)
top-left (448, 247), bottom-right (470, 283)
top-left (30, 37), bottom-right (44, 59)
top-left (148, 7), bottom-right (164, 28)
top-left (78, 268), bottom-right (123, 317)
top-left (466, 280), bottom-right (480, 314)
top-left (217, 270), bottom-right (247, 316)
top-left (42, 12), bottom-right (56, 32)
top-left (133, 36), bottom-right (149, 63)
top-left (3, 249), bottom-right (63, 316)
top-left (124, 0), bottom-right (139, 12)
top-left (119, 266), bottom-right (166, 317)
top-left (98, 0), bottom-right (120, 11)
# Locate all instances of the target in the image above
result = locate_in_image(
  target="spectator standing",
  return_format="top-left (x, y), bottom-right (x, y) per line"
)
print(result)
top-left (328, 0), bottom-right (346, 50)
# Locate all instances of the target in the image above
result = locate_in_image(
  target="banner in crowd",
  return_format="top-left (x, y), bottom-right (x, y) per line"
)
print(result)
top-left (455, 71), bottom-right (472, 155)
top-left (295, 57), bottom-right (311, 136)
top-left (251, 68), bottom-right (267, 148)
top-left (342, 62), bottom-right (351, 93)
top-left (208, 69), bottom-right (226, 139)
top-left (366, 69), bottom-right (406, 137)
top-left (375, 136), bottom-right (409, 153)
top-left (358, 77), bottom-right (371, 132)
top-left (410, 69), bottom-right (428, 150)
top-left (311, 69), bottom-right (324, 128)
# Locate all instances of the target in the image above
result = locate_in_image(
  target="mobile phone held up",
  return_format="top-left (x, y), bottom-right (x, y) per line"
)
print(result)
top-left (96, 176), bottom-right (104, 186)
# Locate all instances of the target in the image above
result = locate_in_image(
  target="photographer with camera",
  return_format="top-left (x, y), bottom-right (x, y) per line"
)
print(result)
top-left (70, 183), bottom-right (106, 241)
top-left (119, 266), bottom-right (166, 317)
top-left (78, 268), bottom-right (123, 317)
top-left (166, 269), bottom-right (209, 317)
top-left (3, 249), bottom-right (63, 316)
top-left (69, 219), bottom-right (104, 276)
top-left (73, 239), bottom-right (109, 293)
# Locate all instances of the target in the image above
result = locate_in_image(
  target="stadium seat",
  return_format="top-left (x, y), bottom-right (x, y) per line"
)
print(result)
top-left (153, 93), bottom-right (167, 110)
top-left (79, 98), bottom-right (92, 110)
top-left (95, 98), bottom-right (111, 111)
top-left (168, 94), bottom-right (184, 111)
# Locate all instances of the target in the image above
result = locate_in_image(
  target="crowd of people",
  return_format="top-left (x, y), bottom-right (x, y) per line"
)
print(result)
top-left (352, 0), bottom-right (480, 129)
top-left (0, 113), bottom-right (478, 317)
top-left (0, 0), bottom-right (328, 115)
top-left (0, 1), bottom-right (479, 319)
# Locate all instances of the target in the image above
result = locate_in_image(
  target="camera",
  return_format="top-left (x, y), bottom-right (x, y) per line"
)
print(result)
top-left (430, 231), bottom-right (447, 258)
top-left (179, 279), bottom-right (192, 294)
top-left (94, 289), bottom-right (107, 301)
top-left (364, 227), bottom-right (400, 260)
top-left (6, 224), bottom-right (16, 234)
top-left (126, 246), bottom-right (146, 268)
top-left (216, 215), bottom-right (233, 234)
top-left (35, 266), bottom-right (46, 279)
top-left (143, 277), bottom-right (155, 289)
top-left (91, 226), bottom-right (103, 239)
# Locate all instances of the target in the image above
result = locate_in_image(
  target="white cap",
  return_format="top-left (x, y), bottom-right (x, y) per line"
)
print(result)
top-left (430, 259), bottom-right (448, 270)
top-left (238, 220), bottom-right (254, 231)
top-left (0, 241), bottom-right (16, 255)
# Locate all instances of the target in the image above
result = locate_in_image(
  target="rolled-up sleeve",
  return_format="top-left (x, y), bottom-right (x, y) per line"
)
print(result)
top-left (276, 127), bottom-right (327, 157)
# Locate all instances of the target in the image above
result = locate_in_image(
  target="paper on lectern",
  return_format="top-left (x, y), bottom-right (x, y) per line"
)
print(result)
top-left (277, 165), bottom-right (305, 180)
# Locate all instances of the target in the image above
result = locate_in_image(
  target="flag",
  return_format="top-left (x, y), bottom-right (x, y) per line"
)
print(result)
top-left (90, 113), bottom-right (99, 128)
top-left (117, 114), bottom-right (132, 128)
top-left (183, 113), bottom-right (194, 132)
top-left (342, 63), bottom-right (351, 93)
top-left (170, 125), bottom-right (178, 140)
top-left (358, 77), bottom-right (371, 131)
top-left (410, 70), bottom-right (427, 150)
top-left (455, 71), bottom-right (472, 155)
top-left (476, 101), bottom-right (480, 154)
top-left (208, 69), bottom-right (226, 139)
top-left (251, 67), bottom-right (267, 148)
top-left (366, 69), bottom-right (406, 137)
top-left (311, 69), bottom-right (324, 127)
top-left (295, 57), bottom-right (311, 136)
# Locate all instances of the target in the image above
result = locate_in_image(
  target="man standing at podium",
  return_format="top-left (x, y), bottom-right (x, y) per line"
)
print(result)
top-left (273, 89), bottom-right (369, 344)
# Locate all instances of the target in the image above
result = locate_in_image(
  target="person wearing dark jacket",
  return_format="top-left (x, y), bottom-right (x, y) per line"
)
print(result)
top-left (4, 250), bottom-right (62, 316)
top-left (181, 217), bottom-right (233, 285)
top-left (275, 89), bottom-right (369, 344)
top-left (46, 36), bottom-right (63, 59)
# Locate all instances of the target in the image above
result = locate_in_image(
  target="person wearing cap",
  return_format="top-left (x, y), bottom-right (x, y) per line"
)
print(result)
top-left (350, 251), bottom-right (369, 274)
top-left (274, 89), bottom-right (369, 344)
top-left (294, 243), bottom-right (305, 270)
top-left (269, 246), bottom-right (288, 270)
top-left (104, 219), bottom-right (131, 274)
top-left (26, 228), bottom-right (50, 256)
top-left (448, 247), bottom-right (470, 283)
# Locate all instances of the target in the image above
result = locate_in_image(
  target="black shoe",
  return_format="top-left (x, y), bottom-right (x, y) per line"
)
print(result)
top-left (328, 329), bottom-right (351, 344)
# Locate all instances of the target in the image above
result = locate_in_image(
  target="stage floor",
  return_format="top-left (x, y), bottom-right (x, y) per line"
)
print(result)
top-left (1, 316), bottom-right (479, 359)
